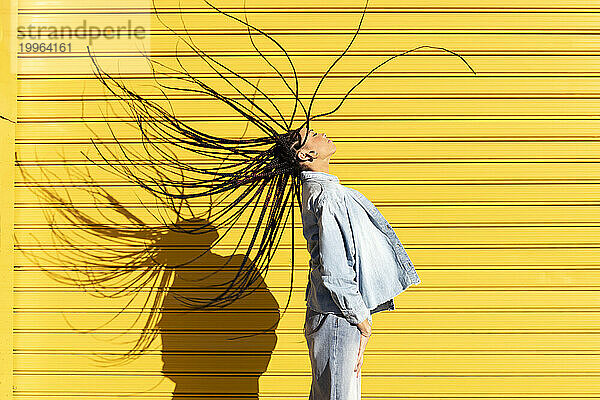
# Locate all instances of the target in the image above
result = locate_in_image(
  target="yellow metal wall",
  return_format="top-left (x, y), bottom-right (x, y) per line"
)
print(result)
top-left (2, 0), bottom-right (17, 398)
top-left (11, 0), bottom-right (600, 398)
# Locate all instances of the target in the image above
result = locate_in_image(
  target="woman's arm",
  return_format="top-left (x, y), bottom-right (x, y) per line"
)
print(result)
top-left (317, 195), bottom-right (371, 329)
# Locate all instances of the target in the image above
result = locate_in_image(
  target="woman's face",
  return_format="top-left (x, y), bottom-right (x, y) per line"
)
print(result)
top-left (296, 126), bottom-right (336, 161)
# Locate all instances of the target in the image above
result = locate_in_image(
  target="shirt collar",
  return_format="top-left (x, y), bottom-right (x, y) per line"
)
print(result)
top-left (299, 170), bottom-right (340, 183)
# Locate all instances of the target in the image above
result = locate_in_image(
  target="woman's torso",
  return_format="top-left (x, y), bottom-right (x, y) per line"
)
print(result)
top-left (299, 170), bottom-right (420, 318)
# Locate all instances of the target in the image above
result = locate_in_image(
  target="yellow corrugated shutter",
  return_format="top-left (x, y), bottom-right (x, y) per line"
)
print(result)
top-left (8, 0), bottom-right (600, 398)
top-left (1, 0), bottom-right (17, 397)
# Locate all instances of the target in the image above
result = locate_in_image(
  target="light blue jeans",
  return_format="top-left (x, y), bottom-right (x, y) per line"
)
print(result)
top-left (304, 306), bottom-right (362, 399)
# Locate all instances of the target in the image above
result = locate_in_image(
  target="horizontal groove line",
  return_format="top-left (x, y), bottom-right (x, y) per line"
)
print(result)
top-left (12, 161), bottom-right (600, 165)
top-left (13, 266), bottom-right (600, 269)
top-left (15, 71), bottom-right (600, 75)
top-left (13, 245), bottom-right (600, 249)
top-left (15, 74), bottom-right (600, 79)
top-left (14, 294), bottom-right (600, 299)
top-left (16, 30), bottom-right (600, 35)
top-left (12, 164), bottom-right (600, 169)
top-left (11, 306), bottom-right (600, 310)
top-left (15, 118), bottom-right (600, 124)
top-left (13, 203), bottom-right (600, 208)
top-left (12, 286), bottom-right (600, 290)
top-left (17, 71), bottom-right (600, 81)
top-left (13, 176), bottom-right (600, 180)
top-left (15, 223), bottom-right (600, 227)
top-left (10, 371), bottom-right (600, 376)
top-left (12, 330), bottom-right (600, 334)
top-left (10, 392), bottom-right (600, 399)
top-left (15, 139), bottom-right (600, 144)
top-left (18, 267), bottom-right (228, 270)
top-left (10, 393), bottom-right (600, 399)
top-left (17, 6), bottom-right (600, 10)
top-left (17, 51), bottom-right (600, 57)
top-left (19, 95), bottom-right (600, 100)
top-left (16, 114), bottom-right (600, 118)
top-left (14, 264), bottom-right (600, 272)
top-left (19, 28), bottom-right (600, 31)
top-left (11, 144), bottom-right (600, 147)
top-left (12, 182), bottom-right (600, 188)
top-left (14, 350), bottom-right (600, 354)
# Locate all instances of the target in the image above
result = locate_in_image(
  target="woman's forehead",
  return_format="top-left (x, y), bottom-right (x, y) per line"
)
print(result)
top-left (296, 126), bottom-right (314, 143)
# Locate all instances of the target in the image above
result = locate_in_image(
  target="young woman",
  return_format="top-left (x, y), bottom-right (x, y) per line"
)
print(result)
top-left (57, 0), bottom-right (475, 394)
top-left (291, 125), bottom-right (421, 399)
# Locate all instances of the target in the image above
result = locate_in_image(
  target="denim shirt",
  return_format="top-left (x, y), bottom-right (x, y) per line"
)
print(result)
top-left (300, 170), bottom-right (421, 326)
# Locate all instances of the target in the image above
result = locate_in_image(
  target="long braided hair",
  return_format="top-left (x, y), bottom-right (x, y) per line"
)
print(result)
top-left (45, 0), bottom-right (477, 359)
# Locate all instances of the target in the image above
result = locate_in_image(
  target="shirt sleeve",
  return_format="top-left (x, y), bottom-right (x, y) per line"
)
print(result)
top-left (317, 196), bottom-right (370, 326)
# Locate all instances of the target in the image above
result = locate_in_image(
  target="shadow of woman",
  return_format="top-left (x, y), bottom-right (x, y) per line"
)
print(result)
top-left (16, 162), bottom-right (281, 399)
top-left (156, 218), bottom-right (280, 399)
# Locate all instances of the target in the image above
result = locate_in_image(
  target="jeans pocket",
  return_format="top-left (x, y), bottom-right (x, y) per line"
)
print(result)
top-left (304, 309), bottom-right (328, 337)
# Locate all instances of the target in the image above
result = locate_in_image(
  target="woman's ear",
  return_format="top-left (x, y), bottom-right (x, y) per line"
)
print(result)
top-left (297, 149), bottom-right (316, 163)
